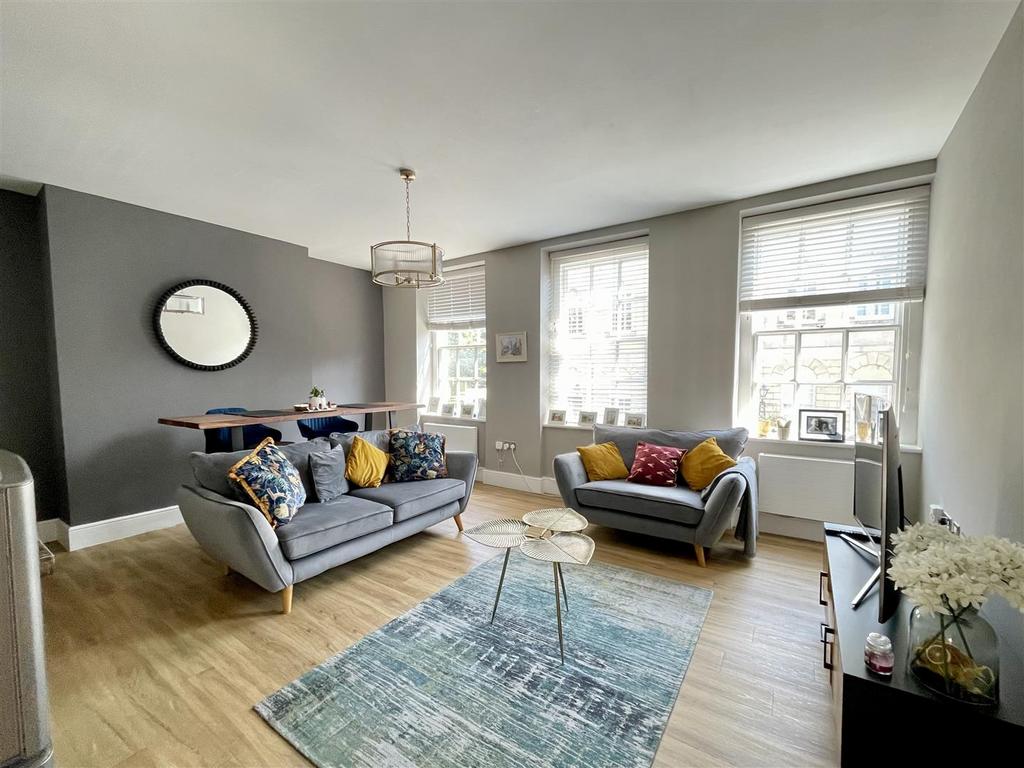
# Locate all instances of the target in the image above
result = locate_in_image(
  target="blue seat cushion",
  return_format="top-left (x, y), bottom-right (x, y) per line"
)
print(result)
top-left (275, 498), bottom-right (393, 559)
top-left (575, 480), bottom-right (705, 526)
top-left (350, 478), bottom-right (465, 522)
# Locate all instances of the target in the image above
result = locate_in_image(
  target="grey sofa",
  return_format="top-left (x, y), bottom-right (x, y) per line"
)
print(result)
top-left (553, 425), bottom-right (755, 566)
top-left (177, 431), bottom-right (478, 613)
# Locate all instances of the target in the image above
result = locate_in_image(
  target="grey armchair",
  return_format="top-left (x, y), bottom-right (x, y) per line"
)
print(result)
top-left (553, 425), bottom-right (755, 565)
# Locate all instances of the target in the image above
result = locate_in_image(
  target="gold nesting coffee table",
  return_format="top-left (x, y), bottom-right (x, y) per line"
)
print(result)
top-left (464, 508), bottom-right (594, 664)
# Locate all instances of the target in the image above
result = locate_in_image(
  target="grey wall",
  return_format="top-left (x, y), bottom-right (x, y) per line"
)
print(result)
top-left (919, 5), bottom-right (1024, 543)
top-left (0, 190), bottom-right (67, 520)
top-left (37, 186), bottom-right (384, 525)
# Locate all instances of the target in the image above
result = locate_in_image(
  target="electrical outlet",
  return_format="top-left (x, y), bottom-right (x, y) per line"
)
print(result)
top-left (929, 504), bottom-right (945, 524)
top-left (508, 441), bottom-right (517, 451)
top-left (494, 440), bottom-right (504, 451)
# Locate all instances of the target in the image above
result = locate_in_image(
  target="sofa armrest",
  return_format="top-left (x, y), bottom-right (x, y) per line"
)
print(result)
top-left (553, 452), bottom-right (589, 509)
top-left (176, 485), bottom-right (294, 592)
top-left (446, 451), bottom-right (479, 512)
top-left (694, 464), bottom-right (749, 546)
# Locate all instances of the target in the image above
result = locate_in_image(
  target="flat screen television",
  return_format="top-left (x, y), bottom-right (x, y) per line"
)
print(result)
top-left (849, 393), bottom-right (905, 623)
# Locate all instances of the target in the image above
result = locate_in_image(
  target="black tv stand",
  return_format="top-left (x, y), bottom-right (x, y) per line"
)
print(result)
top-left (821, 523), bottom-right (1023, 765)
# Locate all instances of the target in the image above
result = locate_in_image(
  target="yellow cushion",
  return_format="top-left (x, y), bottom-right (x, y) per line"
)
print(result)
top-left (577, 442), bottom-right (629, 481)
top-left (345, 435), bottom-right (389, 488)
top-left (682, 437), bottom-right (737, 490)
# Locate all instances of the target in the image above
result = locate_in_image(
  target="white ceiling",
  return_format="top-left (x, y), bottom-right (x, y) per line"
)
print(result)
top-left (1, 1), bottom-right (1017, 268)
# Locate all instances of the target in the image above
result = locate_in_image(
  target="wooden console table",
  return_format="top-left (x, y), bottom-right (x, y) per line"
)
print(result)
top-left (159, 401), bottom-right (422, 451)
top-left (821, 523), bottom-right (1023, 764)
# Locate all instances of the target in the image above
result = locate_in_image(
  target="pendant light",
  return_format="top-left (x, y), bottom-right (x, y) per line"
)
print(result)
top-left (370, 168), bottom-right (444, 288)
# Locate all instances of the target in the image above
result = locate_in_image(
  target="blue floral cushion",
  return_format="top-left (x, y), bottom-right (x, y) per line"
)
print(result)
top-left (388, 429), bottom-right (448, 482)
top-left (227, 438), bottom-right (306, 527)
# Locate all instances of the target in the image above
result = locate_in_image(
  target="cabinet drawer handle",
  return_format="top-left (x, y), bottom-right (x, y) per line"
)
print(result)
top-left (820, 622), bottom-right (835, 670)
top-left (819, 571), bottom-right (829, 606)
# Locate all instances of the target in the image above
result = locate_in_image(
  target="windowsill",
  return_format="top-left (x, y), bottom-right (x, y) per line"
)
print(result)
top-left (543, 424), bottom-right (596, 431)
top-left (745, 435), bottom-right (922, 455)
top-left (420, 413), bottom-right (486, 424)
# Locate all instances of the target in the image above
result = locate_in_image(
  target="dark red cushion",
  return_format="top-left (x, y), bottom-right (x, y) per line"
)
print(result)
top-left (626, 442), bottom-right (686, 486)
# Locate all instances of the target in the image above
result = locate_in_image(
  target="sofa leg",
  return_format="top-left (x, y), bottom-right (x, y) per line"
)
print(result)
top-left (453, 513), bottom-right (464, 532)
top-left (281, 585), bottom-right (293, 615)
top-left (694, 545), bottom-right (707, 568)
top-left (222, 563), bottom-right (232, 577)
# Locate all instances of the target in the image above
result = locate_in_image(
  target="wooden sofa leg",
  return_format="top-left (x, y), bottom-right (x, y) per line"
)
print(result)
top-left (694, 545), bottom-right (707, 568)
top-left (281, 585), bottom-right (293, 615)
top-left (222, 563), bottom-right (232, 577)
top-left (453, 513), bottom-right (464, 532)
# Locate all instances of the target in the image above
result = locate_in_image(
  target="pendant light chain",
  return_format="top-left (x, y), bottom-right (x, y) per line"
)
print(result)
top-left (405, 177), bottom-right (412, 241)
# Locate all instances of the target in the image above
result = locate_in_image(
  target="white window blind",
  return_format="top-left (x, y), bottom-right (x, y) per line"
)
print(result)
top-left (426, 265), bottom-right (486, 329)
top-left (548, 238), bottom-right (649, 418)
top-left (739, 186), bottom-right (930, 312)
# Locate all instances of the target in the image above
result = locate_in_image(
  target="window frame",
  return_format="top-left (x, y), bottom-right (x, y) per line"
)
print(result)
top-left (431, 328), bottom-right (487, 408)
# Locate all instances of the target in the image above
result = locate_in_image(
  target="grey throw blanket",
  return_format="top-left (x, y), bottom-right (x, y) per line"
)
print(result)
top-left (700, 457), bottom-right (758, 556)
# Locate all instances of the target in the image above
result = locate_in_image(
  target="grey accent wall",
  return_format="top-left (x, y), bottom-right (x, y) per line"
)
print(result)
top-left (0, 190), bottom-right (67, 520)
top-left (38, 186), bottom-right (384, 525)
top-left (919, 5), bottom-right (1024, 543)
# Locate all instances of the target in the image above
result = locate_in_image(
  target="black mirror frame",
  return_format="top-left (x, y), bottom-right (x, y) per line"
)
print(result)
top-left (153, 279), bottom-right (258, 371)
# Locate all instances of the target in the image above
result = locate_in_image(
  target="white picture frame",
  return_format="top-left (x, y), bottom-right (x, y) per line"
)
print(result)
top-left (476, 398), bottom-right (487, 420)
top-left (441, 402), bottom-right (456, 416)
top-left (496, 331), bottom-right (528, 363)
top-left (602, 407), bottom-right (620, 426)
top-left (548, 409), bottom-right (567, 425)
top-left (459, 402), bottom-right (476, 418)
top-left (624, 412), bottom-right (646, 428)
top-left (428, 396), bottom-right (441, 413)
top-left (577, 410), bottom-right (598, 427)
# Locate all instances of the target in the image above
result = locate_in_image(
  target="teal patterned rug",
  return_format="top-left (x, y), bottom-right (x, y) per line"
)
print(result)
top-left (255, 554), bottom-right (712, 768)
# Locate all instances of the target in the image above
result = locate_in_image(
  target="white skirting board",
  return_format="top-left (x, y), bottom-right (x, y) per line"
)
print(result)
top-left (37, 505), bottom-right (183, 551)
top-left (478, 468), bottom-right (560, 497)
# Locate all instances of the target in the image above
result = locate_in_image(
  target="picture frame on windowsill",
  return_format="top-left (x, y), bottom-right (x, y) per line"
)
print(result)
top-left (798, 409), bottom-right (846, 442)
top-left (548, 409), bottom-right (567, 425)
top-left (441, 402), bottom-right (456, 416)
top-left (577, 410), bottom-right (598, 427)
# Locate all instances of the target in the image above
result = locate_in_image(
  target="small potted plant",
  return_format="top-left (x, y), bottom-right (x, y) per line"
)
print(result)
top-left (775, 417), bottom-right (792, 440)
top-left (309, 386), bottom-right (327, 411)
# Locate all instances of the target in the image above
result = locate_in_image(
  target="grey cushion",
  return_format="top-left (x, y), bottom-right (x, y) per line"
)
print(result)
top-left (350, 478), bottom-right (466, 522)
top-left (593, 425), bottom-right (748, 468)
top-left (189, 438), bottom-right (332, 500)
top-left (329, 429), bottom-right (391, 454)
top-left (309, 447), bottom-right (349, 503)
top-left (575, 479), bottom-right (705, 526)
top-left (275, 497), bottom-right (393, 560)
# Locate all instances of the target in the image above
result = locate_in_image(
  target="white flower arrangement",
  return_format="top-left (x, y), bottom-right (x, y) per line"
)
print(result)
top-left (889, 523), bottom-right (1024, 615)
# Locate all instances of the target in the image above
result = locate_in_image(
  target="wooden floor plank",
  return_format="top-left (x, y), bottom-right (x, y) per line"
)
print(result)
top-left (42, 482), bottom-right (836, 766)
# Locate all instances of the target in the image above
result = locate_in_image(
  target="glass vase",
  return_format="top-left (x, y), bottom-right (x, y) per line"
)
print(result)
top-left (907, 605), bottom-right (999, 706)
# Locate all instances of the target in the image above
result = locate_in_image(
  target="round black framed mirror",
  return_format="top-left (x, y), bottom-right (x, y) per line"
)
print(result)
top-left (153, 279), bottom-right (258, 371)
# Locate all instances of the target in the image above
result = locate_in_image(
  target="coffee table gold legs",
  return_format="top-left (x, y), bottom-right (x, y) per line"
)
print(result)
top-left (553, 563), bottom-right (565, 664)
top-left (556, 562), bottom-right (568, 612)
top-left (490, 548), bottom-right (511, 624)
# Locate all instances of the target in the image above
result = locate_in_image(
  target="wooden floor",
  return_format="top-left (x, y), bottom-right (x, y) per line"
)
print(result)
top-left (42, 483), bottom-right (837, 767)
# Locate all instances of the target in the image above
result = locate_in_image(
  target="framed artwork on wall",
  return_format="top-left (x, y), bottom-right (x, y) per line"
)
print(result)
top-left (496, 332), bottom-right (527, 362)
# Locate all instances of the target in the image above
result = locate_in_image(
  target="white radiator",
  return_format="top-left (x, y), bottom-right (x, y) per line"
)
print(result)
top-left (757, 453), bottom-right (856, 523)
top-left (423, 422), bottom-right (478, 456)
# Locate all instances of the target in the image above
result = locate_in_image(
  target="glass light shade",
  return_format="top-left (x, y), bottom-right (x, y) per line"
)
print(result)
top-left (371, 240), bottom-right (444, 288)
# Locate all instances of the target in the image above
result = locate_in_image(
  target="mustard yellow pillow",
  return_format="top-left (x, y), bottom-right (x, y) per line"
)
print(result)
top-left (345, 435), bottom-right (389, 488)
top-left (577, 442), bottom-right (629, 481)
top-left (682, 437), bottom-right (737, 490)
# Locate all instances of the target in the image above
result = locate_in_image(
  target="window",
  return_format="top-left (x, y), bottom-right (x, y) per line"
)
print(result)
top-left (548, 238), bottom-right (649, 423)
top-left (737, 187), bottom-right (930, 440)
top-left (426, 265), bottom-right (486, 408)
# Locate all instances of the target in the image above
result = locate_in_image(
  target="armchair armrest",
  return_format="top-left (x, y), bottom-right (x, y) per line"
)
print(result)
top-left (176, 485), bottom-right (294, 592)
top-left (553, 452), bottom-right (589, 509)
top-left (694, 457), bottom-right (752, 546)
top-left (446, 451), bottom-right (479, 512)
